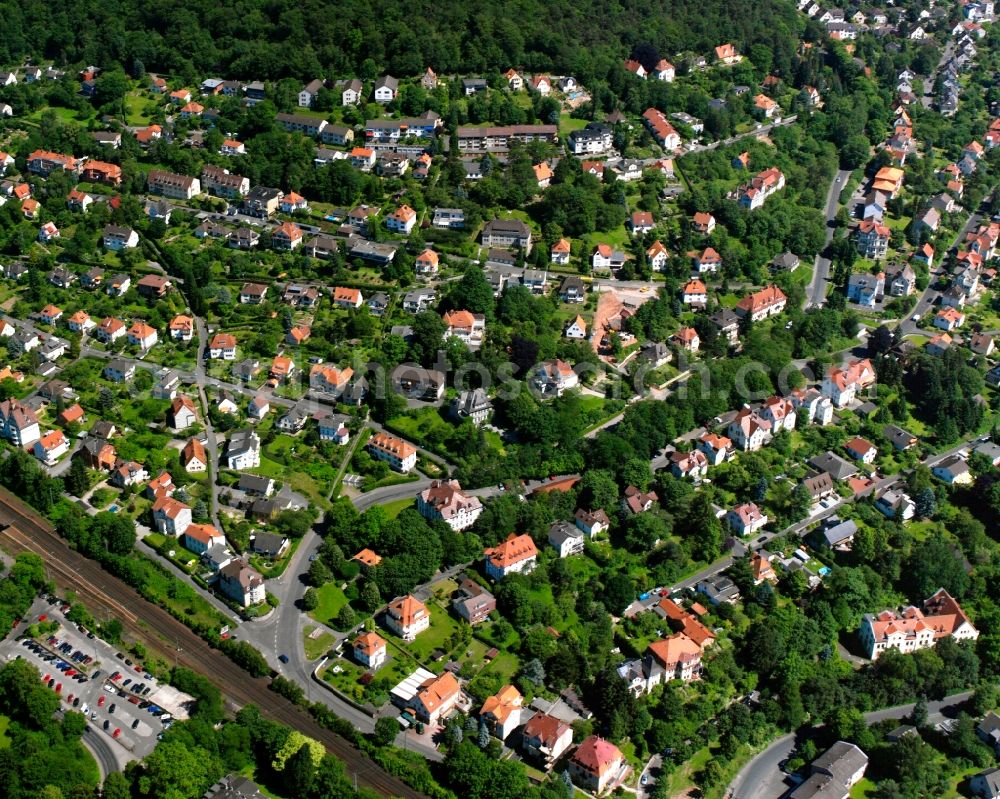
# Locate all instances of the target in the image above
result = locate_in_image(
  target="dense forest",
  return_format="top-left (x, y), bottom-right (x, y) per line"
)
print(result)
top-left (0, 0), bottom-right (802, 82)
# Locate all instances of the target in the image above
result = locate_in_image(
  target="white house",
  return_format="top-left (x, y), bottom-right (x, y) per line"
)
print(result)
top-left (417, 480), bottom-right (483, 531)
top-left (727, 502), bottom-right (768, 536)
top-left (152, 497), bottom-right (192, 537)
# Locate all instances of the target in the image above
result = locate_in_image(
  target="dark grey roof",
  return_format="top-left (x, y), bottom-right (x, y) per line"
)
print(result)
top-left (237, 474), bottom-right (272, 493)
top-left (251, 532), bottom-right (287, 557)
top-left (883, 425), bottom-right (917, 450)
top-left (820, 518), bottom-right (857, 548)
top-left (204, 774), bottom-right (267, 799)
top-left (808, 451), bottom-right (858, 481)
top-left (975, 768), bottom-right (1000, 797)
top-left (548, 520), bottom-right (583, 547)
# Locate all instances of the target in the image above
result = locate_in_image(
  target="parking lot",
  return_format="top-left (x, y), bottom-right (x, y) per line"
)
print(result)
top-left (0, 597), bottom-right (194, 760)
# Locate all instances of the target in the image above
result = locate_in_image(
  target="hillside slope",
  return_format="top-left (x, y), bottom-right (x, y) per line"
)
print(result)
top-left (0, 0), bottom-right (802, 82)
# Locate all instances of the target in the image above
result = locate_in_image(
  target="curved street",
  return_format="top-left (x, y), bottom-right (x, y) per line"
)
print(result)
top-left (82, 724), bottom-right (126, 782)
top-left (729, 690), bottom-right (974, 799)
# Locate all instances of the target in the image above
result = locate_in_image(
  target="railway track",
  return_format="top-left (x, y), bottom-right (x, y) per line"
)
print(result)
top-left (0, 488), bottom-right (424, 799)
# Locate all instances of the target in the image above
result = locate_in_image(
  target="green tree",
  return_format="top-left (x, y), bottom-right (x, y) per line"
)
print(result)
top-left (301, 587), bottom-right (319, 611)
top-left (101, 772), bottom-right (131, 799)
top-left (372, 716), bottom-right (399, 747)
top-left (137, 739), bottom-right (217, 799)
top-left (65, 457), bottom-right (89, 497)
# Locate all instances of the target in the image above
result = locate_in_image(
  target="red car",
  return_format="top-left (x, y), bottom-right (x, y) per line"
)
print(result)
top-left (65, 669), bottom-right (76, 677)
top-left (38, 614), bottom-right (47, 622)
top-left (54, 683), bottom-right (61, 693)
top-left (112, 728), bottom-right (121, 739)
top-left (97, 696), bottom-right (105, 707)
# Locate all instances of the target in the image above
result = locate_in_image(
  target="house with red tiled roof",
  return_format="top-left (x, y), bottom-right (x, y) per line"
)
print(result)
top-left (521, 712), bottom-right (574, 768)
top-left (152, 496), bottom-right (192, 537)
top-left (208, 333), bottom-right (237, 360)
top-left (414, 247), bottom-right (440, 275)
top-left (845, 437), bottom-right (878, 464)
top-left (750, 551), bottom-right (777, 584)
top-left (934, 307), bottom-right (965, 332)
top-left (368, 432), bottom-right (417, 472)
top-left (33, 429), bottom-right (69, 466)
top-left (272, 221), bottom-right (302, 250)
top-left (95, 316), bottom-right (126, 343)
top-left (671, 326), bottom-right (700, 352)
top-left (168, 315), bottom-right (194, 342)
top-left (728, 407), bottom-right (772, 452)
top-left (127, 321), bottom-right (158, 350)
top-left (654, 599), bottom-right (716, 649)
top-left (859, 589), bottom-right (978, 659)
top-left (568, 736), bottom-right (627, 794)
top-left (385, 594), bottom-right (429, 641)
top-left (735, 285), bottom-right (787, 322)
top-left (624, 59), bottom-right (647, 79)
top-left (332, 286), bottom-right (363, 309)
top-left (145, 471), bottom-right (175, 501)
top-left (646, 240), bottom-right (668, 271)
top-left (715, 43), bottom-right (742, 64)
top-left (442, 309), bottom-right (485, 346)
top-left (692, 211), bottom-right (716, 235)
top-left (37, 304), bottom-right (62, 325)
top-left (682, 279), bottom-right (707, 307)
top-left (622, 485), bottom-right (658, 515)
top-left (856, 219), bottom-right (891, 259)
top-left (269, 355), bottom-right (295, 383)
top-left (409, 671), bottom-right (461, 726)
top-left (484, 533), bottom-right (538, 580)
top-left (386, 204), bottom-right (417, 234)
top-left (641, 107), bottom-right (680, 149)
top-left (628, 210), bottom-right (654, 235)
top-left (417, 480), bottom-right (483, 531)
top-left (550, 238), bottom-right (572, 265)
top-left (352, 631), bottom-right (387, 670)
top-left (57, 403), bottom-right (85, 427)
top-left (753, 94), bottom-right (778, 118)
top-left (697, 432), bottom-right (733, 466)
top-left (285, 324), bottom-right (310, 346)
top-left (110, 460), bottom-right (148, 488)
top-left (480, 685), bottom-right (524, 740)
top-left (727, 502), bottom-right (768, 535)
top-left (181, 438), bottom-right (207, 473)
top-left (352, 548), bottom-right (382, 569)
top-left (822, 358), bottom-right (876, 407)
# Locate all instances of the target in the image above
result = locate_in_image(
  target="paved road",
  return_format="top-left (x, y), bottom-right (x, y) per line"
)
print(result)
top-left (729, 690), bottom-right (974, 799)
top-left (82, 724), bottom-right (125, 781)
top-left (808, 168), bottom-right (853, 308)
top-left (898, 205), bottom-right (983, 336)
top-left (192, 315), bottom-right (223, 528)
top-left (686, 116), bottom-right (799, 154)
top-left (922, 40), bottom-right (956, 111)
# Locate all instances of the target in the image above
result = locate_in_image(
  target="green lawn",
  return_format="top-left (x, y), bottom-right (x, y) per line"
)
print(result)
top-left (144, 533), bottom-right (167, 550)
top-left (0, 714), bottom-right (9, 748)
top-left (389, 603), bottom-right (462, 665)
top-left (309, 582), bottom-right (349, 626)
top-left (381, 497), bottom-right (415, 518)
top-left (303, 625), bottom-right (337, 660)
top-left (559, 113), bottom-right (590, 135)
